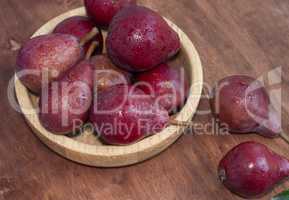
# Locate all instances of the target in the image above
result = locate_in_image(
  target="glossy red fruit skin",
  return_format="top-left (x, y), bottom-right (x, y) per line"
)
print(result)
top-left (90, 54), bottom-right (132, 90)
top-left (210, 75), bottom-right (280, 138)
top-left (16, 34), bottom-right (83, 94)
top-left (89, 85), bottom-right (169, 145)
top-left (106, 5), bottom-right (181, 72)
top-left (84, 0), bottom-right (136, 27)
top-left (136, 63), bottom-right (189, 113)
top-left (218, 141), bottom-right (289, 198)
top-left (39, 61), bottom-right (93, 134)
top-left (53, 16), bottom-right (103, 54)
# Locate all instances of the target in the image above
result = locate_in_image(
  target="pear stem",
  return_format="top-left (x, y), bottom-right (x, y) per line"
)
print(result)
top-left (170, 119), bottom-right (192, 127)
top-left (85, 41), bottom-right (99, 60)
top-left (80, 27), bottom-right (99, 46)
top-left (280, 132), bottom-right (289, 144)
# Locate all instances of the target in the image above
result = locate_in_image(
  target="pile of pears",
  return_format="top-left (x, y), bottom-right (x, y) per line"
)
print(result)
top-left (16, 1), bottom-right (188, 144)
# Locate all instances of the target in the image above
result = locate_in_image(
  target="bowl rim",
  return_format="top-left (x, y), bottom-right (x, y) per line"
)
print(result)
top-left (14, 7), bottom-right (203, 167)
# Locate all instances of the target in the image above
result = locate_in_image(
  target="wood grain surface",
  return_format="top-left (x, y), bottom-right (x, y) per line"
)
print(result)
top-left (1, 0), bottom-right (289, 199)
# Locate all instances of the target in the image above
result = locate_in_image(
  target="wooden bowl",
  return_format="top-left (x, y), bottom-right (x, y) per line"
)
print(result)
top-left (14, 7), bottom-right (203, 167)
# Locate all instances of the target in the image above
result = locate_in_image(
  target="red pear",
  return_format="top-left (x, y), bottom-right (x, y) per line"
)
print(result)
top-left (210, 75), bottom-right (281, 138)
top-left (84, 0), bottom-right (136, 27)
top-left (39, 60), bottom-right (93, 134)
top-left (218, 141), bottom-right (289, 198)
top-left (106, 5), bottom-right (181, 72)
top-left (136, 63), bottom-right (189, 113)
top-left (90, 54), bottom-right (132, 90)
top-left (16, 34), bottom-right (83, 94)
top-left (89, 85), bottom-right (169, 145)
top-left (53, 16), bottom-right (103, 53)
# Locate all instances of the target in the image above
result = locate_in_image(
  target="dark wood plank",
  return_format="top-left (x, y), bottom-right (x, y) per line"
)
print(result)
top-left (0, 0), bottom-right (289, 199)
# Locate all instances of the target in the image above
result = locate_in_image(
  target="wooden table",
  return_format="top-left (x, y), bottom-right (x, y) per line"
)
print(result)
top-left (1, 0), bottom-right (289, 199)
